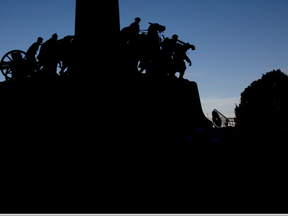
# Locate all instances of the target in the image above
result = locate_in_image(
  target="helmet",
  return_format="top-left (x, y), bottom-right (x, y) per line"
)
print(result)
top-left (172, 34), bottom-right (178, 40)
top-left (37, 37), bottom-right (43, 43)
top-left (52, 33), bottom-right (58, 39)
top-left (135, 17), bottom-right (141, 22)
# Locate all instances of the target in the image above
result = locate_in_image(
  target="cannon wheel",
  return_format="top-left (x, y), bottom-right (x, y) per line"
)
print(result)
top-left (0, 50), bottom-right (26, 81)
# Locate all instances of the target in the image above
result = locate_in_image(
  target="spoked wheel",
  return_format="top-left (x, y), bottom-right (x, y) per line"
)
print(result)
top-left (0, 50), bottom-right (26, 81)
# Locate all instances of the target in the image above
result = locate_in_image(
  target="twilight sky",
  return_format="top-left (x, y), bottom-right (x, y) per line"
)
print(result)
top-left (0, 0), bottom-right (287, 118)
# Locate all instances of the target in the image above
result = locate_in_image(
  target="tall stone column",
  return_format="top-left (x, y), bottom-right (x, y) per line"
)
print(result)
top-left (74, 0), bottom-right (120, 79)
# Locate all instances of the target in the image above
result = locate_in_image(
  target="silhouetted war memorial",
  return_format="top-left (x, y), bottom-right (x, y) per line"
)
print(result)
top-left (2, 1), bottom-right (288, 214)
top-left (0, 0), bottom-right (213, 143)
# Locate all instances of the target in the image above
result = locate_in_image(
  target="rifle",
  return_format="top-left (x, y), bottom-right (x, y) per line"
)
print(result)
top-left (162, 35), bottom-right (195, 50)
top-left (178, 39), bottom-right (196, 50)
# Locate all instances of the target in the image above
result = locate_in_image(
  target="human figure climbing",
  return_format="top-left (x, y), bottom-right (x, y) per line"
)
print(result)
top-left (57, 35), bottom-right (74, 75)
top-left (37, 33), bottom-right (58, 76)
top-left (129, 17), bottom-right (141, 37)
top-left (171, 42), bottom-right (195, 79)
top-left (120, 17), bottom-right (141, 45)
top-left (26, 37), bottom-right (43, 75)
top-left (157, 34), bottom-right (179, 76)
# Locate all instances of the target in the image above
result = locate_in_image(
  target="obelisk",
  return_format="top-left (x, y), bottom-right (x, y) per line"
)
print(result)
top-left (74, 0), bottom-right (120, 78)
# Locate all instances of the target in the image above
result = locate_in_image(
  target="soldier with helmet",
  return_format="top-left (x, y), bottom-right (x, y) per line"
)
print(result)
top-left (171, 42), bottom-right (195, 79)
top-left (37, 33), bottom-right (59, 76)
top-left (159, 34), bottom-right (179, 76)
top-left (26, 37), bottom-right (43, 75)
top-left (120, 17), bottom-right (142, 45)
top-left (129, 17), bottom-right (141, 37)
top-left (26, 37), bottom-right (43, 62)
top-left (161, 34), bottom-right (179, 56)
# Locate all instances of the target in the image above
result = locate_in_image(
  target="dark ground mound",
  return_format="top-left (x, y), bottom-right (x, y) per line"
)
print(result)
top-left (0, 73), bottom-right (287, 213)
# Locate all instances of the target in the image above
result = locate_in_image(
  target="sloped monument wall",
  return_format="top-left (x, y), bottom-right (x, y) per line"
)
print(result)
top-left (72, 0), bottom-right (212, 135)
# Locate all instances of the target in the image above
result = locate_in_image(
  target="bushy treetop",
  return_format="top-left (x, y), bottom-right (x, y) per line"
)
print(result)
top-left (235, 69), bottom-right (288, 130)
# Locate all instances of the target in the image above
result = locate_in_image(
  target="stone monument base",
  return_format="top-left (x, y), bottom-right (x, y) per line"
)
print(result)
top-left (0, 72), bottom-right (211, 144)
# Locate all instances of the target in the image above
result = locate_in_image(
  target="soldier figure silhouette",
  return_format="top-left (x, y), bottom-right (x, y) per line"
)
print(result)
top-left (171, 42), bottom-right (194, 79)
top-left (37, 33), bottom-right (58, 77)
top-left (57, 35), bottom-right (74, 75)
top-left (138, 22), bottom-right (165, 75)
top-left (119, 17), bottom-right (143, 73)
top-left (120, 17), bottom-right (141, 45)
top-left (26, 37), bottom-right (43, 76)
top-left (157, 34), bottom-right (178, 76)
top-left (129, 17), bottom-right (141, 37)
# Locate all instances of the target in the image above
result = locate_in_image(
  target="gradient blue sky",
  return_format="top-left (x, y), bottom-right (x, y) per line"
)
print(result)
top-left (0, 0), bottom-right (287, 118)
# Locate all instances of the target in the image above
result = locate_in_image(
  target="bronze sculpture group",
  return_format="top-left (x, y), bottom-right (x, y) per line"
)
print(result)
top-left (0, 17), bottom-right (195, 81)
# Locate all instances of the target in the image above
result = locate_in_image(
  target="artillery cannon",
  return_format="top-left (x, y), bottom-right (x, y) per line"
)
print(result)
top-left (0, 49), bottom-right (66, 81)
top-left (0, 50), bottom-right (26, 81)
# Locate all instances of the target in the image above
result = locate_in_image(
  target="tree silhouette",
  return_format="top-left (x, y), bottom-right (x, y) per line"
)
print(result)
top-left (235, 69), bottom-right (288, 130)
